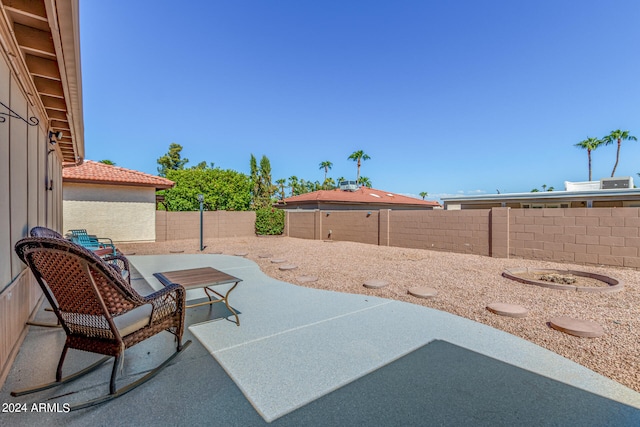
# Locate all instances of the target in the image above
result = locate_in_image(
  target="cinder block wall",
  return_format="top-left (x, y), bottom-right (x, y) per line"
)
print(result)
top-left (389, 210), bottom-right (491, 255)
top-left (285, 207), bottom-right (640, 268)
top-left (286, 211), bottom-right (316, 240)
top-left (286, 209), bottom-right (491, 256)
top-left (156, 211), bottom-right (255, 241)
top-left (509, 208), bottom-right (640, 268)
top-left (323, 210), bottom-right (379, 244)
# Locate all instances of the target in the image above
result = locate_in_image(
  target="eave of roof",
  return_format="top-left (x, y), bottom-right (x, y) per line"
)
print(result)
top-left (63, 160), bottom-right (175, 189)
top-left (441, 189), bottom-right (640, 203)
top-left (280, 187), bottom-right (441, 207)
top-left (0, 0), bottom-right (84, 164)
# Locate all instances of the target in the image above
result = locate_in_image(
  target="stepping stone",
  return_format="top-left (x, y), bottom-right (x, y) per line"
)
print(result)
top-left (271, 258), bottom-right (287, 264)
top-left (258, 254), bottom-right (272, 258)
top-left (486, 303), bottom-right (528, 318)
top-left (169, 250), bottom-right (184, 253)
top-left (363, 279), bottom-right (389, 289)
top-left (549, 316), bottom-right (604, 338)
top-left (408, 286), bottom-right (438, 299)
top-left (234, 252), bottom-right (248, 257)
top-left (279, 264), bottom-right (298, 271)
top-left (297, 275), bottom-right (319, 283)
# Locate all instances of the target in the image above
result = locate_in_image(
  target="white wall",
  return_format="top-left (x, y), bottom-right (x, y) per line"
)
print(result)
top-left (63, 183), bottom-right (157, 242)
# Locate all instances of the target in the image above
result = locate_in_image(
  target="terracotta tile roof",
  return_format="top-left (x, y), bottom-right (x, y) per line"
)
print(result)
top-left (280, 187), bottom-right (441, 207)
top-left (63, 160), bottom-right (174, 189)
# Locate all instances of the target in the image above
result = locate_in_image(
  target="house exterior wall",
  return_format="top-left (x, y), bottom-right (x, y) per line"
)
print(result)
top-left (0, 48), bottom-right (59, 386)
top-left (63, 183), bottom-right (157, 242)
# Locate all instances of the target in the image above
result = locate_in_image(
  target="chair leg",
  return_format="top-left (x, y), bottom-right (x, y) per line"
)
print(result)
top-left (11, 356), bottom-right (111, 397)
top-left (56, 345), bottom-right (69, 382)
top-left (71, 340), bottom-right (192, 411)
top-left (110, 354), bottom-right (122, 394)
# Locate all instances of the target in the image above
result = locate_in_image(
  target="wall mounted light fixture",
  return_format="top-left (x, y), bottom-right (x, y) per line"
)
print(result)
top-left (49, 130), bottom-right (63, 144)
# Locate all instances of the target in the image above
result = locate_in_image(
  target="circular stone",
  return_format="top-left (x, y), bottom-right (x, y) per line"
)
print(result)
top-left (297, 275), bottom-right (319, 283)
top-left (279, 264), bottom-right (298, 271)
top-left (363, 279), bottom-right (389, 289)
top-left (486, 303), bottom-right (528, 318)
top-left (407, 287), bottom-right (438, 299)
top-left (271, 259), bottom-right (287, 263)
top-left (549, 316), bottom-right (605, 338)
top-left (234, 252), bottom-right (248, 257)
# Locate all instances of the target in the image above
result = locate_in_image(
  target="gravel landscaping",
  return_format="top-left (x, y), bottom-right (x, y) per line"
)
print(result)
top-left (118, 236), bottom-right (640, 393)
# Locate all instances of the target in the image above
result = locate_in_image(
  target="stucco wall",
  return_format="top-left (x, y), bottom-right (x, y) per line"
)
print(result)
top-left (63, 183), bottom-right (157, 242)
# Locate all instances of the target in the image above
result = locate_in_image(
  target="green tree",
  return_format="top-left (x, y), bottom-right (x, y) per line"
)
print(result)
top-left (288, 176), bottom-right (299, 196)
top-left (602, 129), bottom-right (637, 177)
top-left (164, 168), bottom-right (251, 211)
top-left (99, 159), bottom-right (116, 165)
top-left (157, 143), bottom-right (188, 177)
top-left (323, 177), bottom-right (336, 190)
top-left (358, 176), bottom-right (372, 187)
top-left (250, 154), bottom-right (259, 205)
top-left (347, 150), bottom-right (370, 184)
top-left (276, 178), bottom-right (287, 201)
top-left (419, 191), bottom-right (428, 200)
top-left (574, 137), bottom-right (602, 181)
top-left (319, 161), bottom-right (333, 182)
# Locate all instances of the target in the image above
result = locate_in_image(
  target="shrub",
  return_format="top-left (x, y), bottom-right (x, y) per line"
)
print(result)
top-left (255, 207), bottom-right (284, 235)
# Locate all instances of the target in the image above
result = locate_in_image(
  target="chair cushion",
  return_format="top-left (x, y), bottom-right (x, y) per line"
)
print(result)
top-left (114, 304), bottom-right (153, 337)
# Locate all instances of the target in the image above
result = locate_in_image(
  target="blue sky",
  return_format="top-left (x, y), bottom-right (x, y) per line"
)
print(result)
top-left (80, 1), bottom-right (640, 202)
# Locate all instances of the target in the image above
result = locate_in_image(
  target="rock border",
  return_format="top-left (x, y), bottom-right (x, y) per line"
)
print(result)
top-left (502, 268), bottom-right (623, 293)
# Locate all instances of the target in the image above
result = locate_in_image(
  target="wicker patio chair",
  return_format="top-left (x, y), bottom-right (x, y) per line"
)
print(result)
top-left (13, 236), bottom-right (191, 410)
top-left (30, 226), bottom-right (65, 239)
top-left (27, 227), bottom-right (131, 328)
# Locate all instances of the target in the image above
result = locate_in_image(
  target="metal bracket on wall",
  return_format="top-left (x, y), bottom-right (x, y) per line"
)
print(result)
top-left (0, 101), bottom-right (39, 126)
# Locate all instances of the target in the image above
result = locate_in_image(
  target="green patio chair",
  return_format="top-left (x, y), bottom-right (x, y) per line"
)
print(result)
top-left (68, 228), bottom-right (117, 257)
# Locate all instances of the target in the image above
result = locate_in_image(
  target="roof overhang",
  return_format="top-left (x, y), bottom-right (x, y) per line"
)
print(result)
top-left (442, 189), bottom-right (640, 204)
top-left (0, 0), bottom-right (84, 165)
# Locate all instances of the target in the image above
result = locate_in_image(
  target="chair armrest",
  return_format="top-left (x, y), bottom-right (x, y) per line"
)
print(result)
top-left (144, 283), bottom-right (186, 322)
top-left (103, 254), bottom-right (131, 283)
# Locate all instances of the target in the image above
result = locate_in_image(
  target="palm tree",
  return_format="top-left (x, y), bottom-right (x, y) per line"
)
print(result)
top-left (419, 191), bottom-right (428, 200)
top-left (319, 161), bottom-right (333, 182)
top-left (574, 137), bottom-right (602, 181)
top-left (358, 176), bottom-right (372, 188)
top-left (602, 129), bottom-right (637, 177)
top-left (276, 178), bottom-right (286, 201)
top-left (288, 176), bottom-right (299, 196)
top-left (347, 150), bottom-right (370, 184)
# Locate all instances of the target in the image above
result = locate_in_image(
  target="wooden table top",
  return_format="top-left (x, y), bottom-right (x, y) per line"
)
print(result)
top-left (153, 267), bottom-right (241, 290)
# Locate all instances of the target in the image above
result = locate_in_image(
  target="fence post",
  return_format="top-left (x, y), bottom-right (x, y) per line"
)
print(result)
top-left (490, 207), bottom-right (510, 258)
top-left (379, 209), bottom-right (391, 246)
